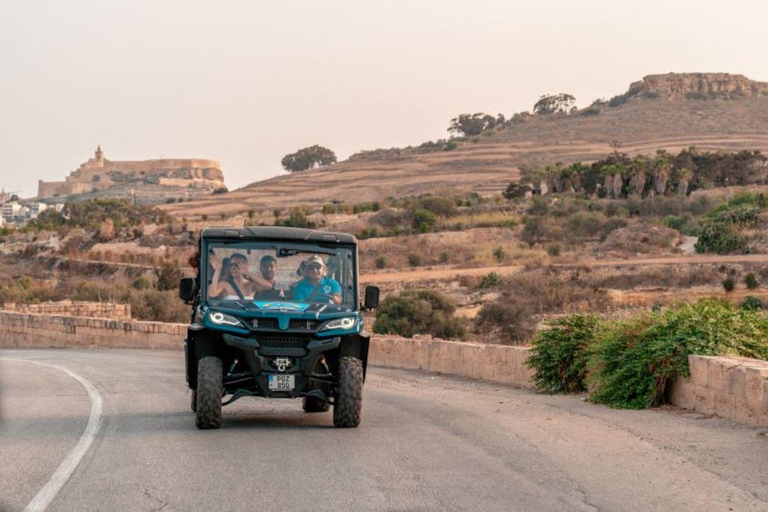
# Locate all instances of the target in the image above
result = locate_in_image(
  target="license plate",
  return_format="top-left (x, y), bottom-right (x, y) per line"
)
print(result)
top-left (268, 374), bottom-right (295, 391)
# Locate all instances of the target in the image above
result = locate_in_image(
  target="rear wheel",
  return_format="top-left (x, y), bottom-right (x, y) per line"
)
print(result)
top-left (302, 395), bottom-right (330, 413)
top-left (190, 390), bottom-right (197, 412)
top-left (333, 357), bottom-right (363, 428)
top-left (195, 357), bottom-right (223, 429)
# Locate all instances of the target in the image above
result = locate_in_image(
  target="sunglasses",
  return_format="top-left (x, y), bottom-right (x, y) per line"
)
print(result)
top-left (308, 264), bottom-right (323, 271)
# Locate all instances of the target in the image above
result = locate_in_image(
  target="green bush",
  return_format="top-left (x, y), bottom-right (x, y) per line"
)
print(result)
top-left (745, 272), bottom-right (759, 290)
top-left (722, 277), bottom-right (735, 292)
top-left (740, 296), bottom-right (764, 311)
top-left (412, 209), bottom-right (437, 233)
top-left (479, 272), bottom-right (502, 288)
top-left (695, 222), bottom-right (749, 254)
top-left (528, 315), bottom-right (602, 393)
top-left (132, 277), bottom-right (152, 290)
top-left (408, 253), bottom-right (422, 267)
top-left (492, 246), bottom-right (507, 263)
top-left (374, 256), bottom-right (388, 269)
top-left (373, 289), bottom-right (468, 340)
top-left (588, 300), bottom-right (768, 409)
top-left (546, 244), bottom-right (561, 257)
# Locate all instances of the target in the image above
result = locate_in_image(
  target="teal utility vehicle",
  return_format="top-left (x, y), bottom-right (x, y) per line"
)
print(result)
top-left (179, 227), bottom-right (379, 429)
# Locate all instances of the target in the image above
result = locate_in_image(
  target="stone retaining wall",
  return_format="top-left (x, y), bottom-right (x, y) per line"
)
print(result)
top-left (370, 336), bottom-right (534, 387)
top-left (0, 311), bottom-right (182, 350)
top-left (671, 355), bottom-right (768, 427)
top-left (2, 301), bottom-right (131, 320)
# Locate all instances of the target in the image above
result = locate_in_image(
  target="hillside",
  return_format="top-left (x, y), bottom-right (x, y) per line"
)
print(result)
top-left (161, 73), bottom-right (768, 217)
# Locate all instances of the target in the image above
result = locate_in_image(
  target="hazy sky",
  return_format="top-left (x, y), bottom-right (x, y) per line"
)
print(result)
top-left (2, 0), bottom-right (767, 197)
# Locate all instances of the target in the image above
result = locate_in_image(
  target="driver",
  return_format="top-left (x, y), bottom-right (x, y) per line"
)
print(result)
top-left (291, 255), bottom-right (342, 305)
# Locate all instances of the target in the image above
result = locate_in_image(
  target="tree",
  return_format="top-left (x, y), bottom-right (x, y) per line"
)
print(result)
top-left (448, 113), bottom-right (504, 137)
top-left (533, 93), bottom-right (577, 115)
top-left (281, 145), bottom-right (337, 172)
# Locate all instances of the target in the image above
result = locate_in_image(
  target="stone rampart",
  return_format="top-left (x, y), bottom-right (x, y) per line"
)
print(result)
top-left (2, 301), bottom-right (131, 320)
top-left (0, 310), bottom-right (766, 427)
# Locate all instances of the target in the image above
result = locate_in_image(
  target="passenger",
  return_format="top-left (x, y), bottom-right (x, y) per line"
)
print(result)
top-left (254, 255), bottom-right (284, 299)
top-left (208, 252), bottom-right (271, 300)
top-left (291, 255), bottom-right (342, 305)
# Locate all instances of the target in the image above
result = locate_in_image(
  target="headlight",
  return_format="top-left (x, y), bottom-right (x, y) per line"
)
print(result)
top-left (208, 311), bottom-right (243, 327)
top-left (323, 317), bottom-right (357, 330)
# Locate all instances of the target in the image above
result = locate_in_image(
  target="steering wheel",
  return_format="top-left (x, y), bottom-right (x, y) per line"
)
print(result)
top-left (311, 294), bottom-right (337, 304)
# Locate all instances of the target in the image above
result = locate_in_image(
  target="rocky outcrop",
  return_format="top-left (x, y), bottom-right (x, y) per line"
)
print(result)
top-left (638, 73), bottom-right (768, 100)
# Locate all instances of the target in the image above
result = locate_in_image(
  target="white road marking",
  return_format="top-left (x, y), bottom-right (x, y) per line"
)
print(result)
top-left (0, 358), bottom-right (104, 512)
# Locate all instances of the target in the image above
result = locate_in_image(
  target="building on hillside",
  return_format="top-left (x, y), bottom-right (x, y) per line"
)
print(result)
top-left (2, 202), bottom-right (21, 220)
top-left (29, 202), bottom-right (47, 218)
top-left (36, 146), bottom-right (226, 203)
top-left (0, 188), bottom-right (9, 204)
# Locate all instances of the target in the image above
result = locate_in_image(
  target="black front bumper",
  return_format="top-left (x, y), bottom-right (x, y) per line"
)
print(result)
top-left (222, 333), bottom-right (341, 399)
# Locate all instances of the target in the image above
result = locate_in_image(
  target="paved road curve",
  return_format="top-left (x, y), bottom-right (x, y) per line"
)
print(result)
top-left (2, 349), bottom-right (768, 511)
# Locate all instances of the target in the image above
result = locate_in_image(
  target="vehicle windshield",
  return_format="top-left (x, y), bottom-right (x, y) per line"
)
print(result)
top-left (202, 241), bottom-right (357, 311)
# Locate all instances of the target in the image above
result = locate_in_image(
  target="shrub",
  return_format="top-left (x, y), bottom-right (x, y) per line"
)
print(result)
top-left (492, 246), bottom-right (507, 263)
top-left (408, 253), bottom-right (422, 267)
top-left (132, 277), bottom-right (152, 290)
top-left (154, 260), bottom-right (183, 291)
top-left (374, 256), bottom-right (388, 269)
top-left (476, 302), bottom-right (535, 343)
top-left (439, 251), bottom-right (450, 264)
top-left (588, 299), bottom-right (768, 409)
top-left (546, 244), bottom-right (561, 257)
top-left (373, 289), bottom-right (468, 340)
top-left (528, 315), bottom-right (602, 393)
top-left (479, 272), bottom-right (502, 288)
top-left (412, 209), bottom-right (438, 233)
top-left (722, 277), bottom-right (735, 292)
top-left (740, 296), bottom-right (764, 311)
top-left (745, 273), bottom-right (759, 290)
top-left (695, 223), bottom-right (749, 254)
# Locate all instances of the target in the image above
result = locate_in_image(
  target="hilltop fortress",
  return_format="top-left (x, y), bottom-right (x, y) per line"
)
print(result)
top-left (38, 147), bottom-right (227, 203)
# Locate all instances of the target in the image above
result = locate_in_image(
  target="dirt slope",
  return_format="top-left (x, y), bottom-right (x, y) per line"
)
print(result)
top-left (161, 75), bottom-right (768, 217)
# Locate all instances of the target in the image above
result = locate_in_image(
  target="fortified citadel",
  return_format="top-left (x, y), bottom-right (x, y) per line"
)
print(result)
top-left (37, 147), bottom-right (227, 204)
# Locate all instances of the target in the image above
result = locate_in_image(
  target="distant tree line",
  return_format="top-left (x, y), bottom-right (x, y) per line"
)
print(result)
top-left (505, 148), bottom-right (768, 200)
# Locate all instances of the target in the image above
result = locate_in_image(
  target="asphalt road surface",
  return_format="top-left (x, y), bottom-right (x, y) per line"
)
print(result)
top-left (2, 349), bottom-right (767, 511)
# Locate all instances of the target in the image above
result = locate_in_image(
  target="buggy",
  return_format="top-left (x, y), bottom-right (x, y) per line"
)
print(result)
top-left (179, 227), bottom-right (379, 429)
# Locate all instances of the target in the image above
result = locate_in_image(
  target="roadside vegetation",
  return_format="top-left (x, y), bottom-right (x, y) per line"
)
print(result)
top-left (527, 299), bottom-right (768, 409)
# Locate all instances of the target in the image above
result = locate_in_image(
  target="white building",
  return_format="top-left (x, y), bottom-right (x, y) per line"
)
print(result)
top-left (2, 201), bottom-right (21, 219)
top-left (29, 202), bottom-right (48, 218)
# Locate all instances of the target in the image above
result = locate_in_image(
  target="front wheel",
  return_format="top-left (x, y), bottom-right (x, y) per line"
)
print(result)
top-left (333, 357), bottom-right (363, 428)
top-left (195, 357), bottom-right (223, 429)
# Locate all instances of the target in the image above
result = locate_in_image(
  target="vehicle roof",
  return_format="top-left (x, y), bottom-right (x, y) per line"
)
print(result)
top-left (200, 226), bottom-right (358, 244)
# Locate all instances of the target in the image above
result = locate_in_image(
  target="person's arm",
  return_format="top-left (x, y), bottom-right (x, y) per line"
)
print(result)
top-left (330, 280), bottom-right (342, 305)
top-left (207, 253), bottom-right (232, 298)
top-left (241, 269), bottom-right (272, 291)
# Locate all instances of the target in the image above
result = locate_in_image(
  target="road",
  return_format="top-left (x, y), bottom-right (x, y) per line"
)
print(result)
top-left (2, 349), bottom-right (768, 511)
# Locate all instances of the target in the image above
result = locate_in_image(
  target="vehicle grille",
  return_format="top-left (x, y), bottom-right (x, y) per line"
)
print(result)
top-left (250, 318), bottom-right (279, 330)
top-left (256, 335), bottom-right (310, 349)
top-left (288, 319), bottom-right (320, 331)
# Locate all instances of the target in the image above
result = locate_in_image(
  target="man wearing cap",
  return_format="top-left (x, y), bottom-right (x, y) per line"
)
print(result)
top-left (291, 255), bottom-right (342, 305)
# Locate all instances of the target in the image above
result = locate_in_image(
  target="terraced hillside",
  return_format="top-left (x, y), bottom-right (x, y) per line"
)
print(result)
top-left (161, 73), bottom-right (768, 217)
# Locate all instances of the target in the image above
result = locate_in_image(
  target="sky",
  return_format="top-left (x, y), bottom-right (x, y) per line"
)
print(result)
top-left (1, 0), bottom-right (767, 198)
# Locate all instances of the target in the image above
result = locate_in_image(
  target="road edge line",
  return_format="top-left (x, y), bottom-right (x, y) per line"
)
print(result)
top-left (0, 358), bottom-right (104, 512)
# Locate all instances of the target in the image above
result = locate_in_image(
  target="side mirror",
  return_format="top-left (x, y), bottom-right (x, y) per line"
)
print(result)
top-left (179, 278), bottom-right (197, 303)
top-left (364, 285), bottom-right (380, 309)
